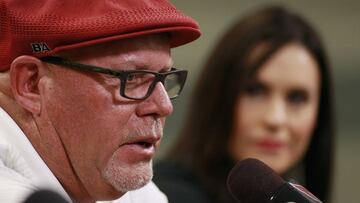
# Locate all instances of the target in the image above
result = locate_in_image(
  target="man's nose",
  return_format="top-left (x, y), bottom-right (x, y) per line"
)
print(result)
top-left (136, 82), bottom-right (173, 118)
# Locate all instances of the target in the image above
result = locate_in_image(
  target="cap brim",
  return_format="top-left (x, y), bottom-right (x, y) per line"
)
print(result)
top-left (35, 26), bottom-right (201, 58)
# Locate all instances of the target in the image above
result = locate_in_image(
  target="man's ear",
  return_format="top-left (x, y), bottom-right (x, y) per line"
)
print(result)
top-left (10, 56), bottom-right (46, 115)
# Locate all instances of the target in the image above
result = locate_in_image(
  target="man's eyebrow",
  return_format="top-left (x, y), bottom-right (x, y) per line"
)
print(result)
top-left (160, 66), bottom-right (173, 72)
top-left (104, 57), bottom-right (173, 72)
top-left (136, 60), bottom-right (174, 72)
top-left (163, 59), bottom-right (174, 71)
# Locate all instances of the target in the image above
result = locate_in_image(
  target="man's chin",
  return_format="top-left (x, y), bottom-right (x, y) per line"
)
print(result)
top-left (102, 160), bottom-right (153, 193)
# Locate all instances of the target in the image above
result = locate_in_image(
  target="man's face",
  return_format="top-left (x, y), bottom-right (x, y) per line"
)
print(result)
top-left (41, 35), bottom-right (173, 198)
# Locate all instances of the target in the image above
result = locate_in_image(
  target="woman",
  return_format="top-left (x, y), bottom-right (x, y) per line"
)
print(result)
top-left (154, 5), bottom-right (335, 203)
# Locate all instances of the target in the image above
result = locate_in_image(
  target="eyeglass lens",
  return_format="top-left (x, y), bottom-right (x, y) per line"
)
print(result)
top-left (164, 73), bottom-right (183, 98)
top-left (123, 72), bottom-right (183, 99)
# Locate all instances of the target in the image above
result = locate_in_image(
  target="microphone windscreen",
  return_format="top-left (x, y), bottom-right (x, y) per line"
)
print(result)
top-left (227, 158), bottom-right (285, 203)
top-left (23, 189), bottom-right (69, 203)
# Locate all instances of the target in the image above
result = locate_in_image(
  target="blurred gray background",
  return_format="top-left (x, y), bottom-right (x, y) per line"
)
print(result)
top-left (156, 1), bottom-right (360, 202)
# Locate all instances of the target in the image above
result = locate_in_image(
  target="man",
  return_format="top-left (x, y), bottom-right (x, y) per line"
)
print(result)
top-left (0, 0), bottom-right (200, 202)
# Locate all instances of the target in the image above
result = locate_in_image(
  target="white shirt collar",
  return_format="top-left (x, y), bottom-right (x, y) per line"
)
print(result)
top-left (0, 107), bottom-right (72, 202)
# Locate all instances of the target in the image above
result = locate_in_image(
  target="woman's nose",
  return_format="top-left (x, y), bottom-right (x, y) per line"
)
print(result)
top-left (263, 96), bottom-right (287, 130)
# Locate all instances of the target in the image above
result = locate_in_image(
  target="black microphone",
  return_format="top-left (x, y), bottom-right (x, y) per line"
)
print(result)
top-left (227, 158), bottom-right (322, 203)
top-left (23, 189), bottom-right (69, 203)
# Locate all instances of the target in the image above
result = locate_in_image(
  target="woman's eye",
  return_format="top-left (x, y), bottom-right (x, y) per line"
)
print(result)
top-left (243, 83), bottom-right (266, 97)
top-left (287, 90), bottom-right (308, 105)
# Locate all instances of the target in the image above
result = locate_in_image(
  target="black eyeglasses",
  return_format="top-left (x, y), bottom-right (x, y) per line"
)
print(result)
top-left (40, 56), bottom-right (188, 100)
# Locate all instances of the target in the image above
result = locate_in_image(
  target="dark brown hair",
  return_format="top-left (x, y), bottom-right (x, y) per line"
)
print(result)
top-left (167, 5), bottom-right (334, 202)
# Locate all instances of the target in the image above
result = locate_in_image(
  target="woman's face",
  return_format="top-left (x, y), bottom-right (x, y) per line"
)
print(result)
top-left (229, 43), bottom-right (320, 174)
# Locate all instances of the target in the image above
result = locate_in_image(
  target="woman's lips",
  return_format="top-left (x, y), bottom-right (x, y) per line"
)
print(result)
top-left (256, 139), bottom-right (285, 152)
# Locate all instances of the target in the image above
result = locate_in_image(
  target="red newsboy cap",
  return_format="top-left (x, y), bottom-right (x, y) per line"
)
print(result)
top-left (0, 0), bottom-right (201, 71)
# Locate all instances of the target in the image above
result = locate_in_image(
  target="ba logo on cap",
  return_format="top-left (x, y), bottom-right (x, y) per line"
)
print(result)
top-left (31, 43), bottom-right (51, 53)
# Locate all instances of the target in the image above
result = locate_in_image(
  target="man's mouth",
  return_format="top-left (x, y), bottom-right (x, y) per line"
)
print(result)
top-left (136, 141), bottom-right (152, 148)
top-left (116, 135), bottom-right (160, 160)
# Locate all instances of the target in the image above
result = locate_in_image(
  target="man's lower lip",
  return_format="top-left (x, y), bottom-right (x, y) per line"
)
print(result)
top-left (119, 143), bottom-right (155, 158)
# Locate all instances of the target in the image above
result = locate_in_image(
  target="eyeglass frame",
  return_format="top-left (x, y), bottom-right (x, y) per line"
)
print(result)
top-left (40, 56), bottom-right (188, 100)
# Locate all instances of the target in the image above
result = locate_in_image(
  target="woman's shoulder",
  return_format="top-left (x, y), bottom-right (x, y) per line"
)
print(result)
top-left (153, 160), bottom-right (213, 203)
